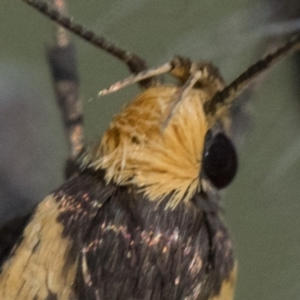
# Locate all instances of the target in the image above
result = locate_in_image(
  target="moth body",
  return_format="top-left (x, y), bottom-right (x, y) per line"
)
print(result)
top-left (0, 61), bottom-right (238, 300)
top-left (1, 1), bottom-right (300, 299)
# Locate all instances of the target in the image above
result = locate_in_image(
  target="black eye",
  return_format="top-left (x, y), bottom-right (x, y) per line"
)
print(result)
top-left (202, 133), bottom-right (238, 189)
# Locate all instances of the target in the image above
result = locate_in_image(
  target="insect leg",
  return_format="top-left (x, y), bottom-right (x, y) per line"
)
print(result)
top-left (99, 62), bottom-right (173, 96)
top-left (100, 56), bottom-right (224, 95)
top-left (162, 70), bottom-right (204, 128)
top-left (46, 0), bottom-right (84, 179)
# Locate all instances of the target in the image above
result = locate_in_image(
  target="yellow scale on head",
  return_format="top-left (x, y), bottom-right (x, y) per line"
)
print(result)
top-left (81, 56), bottom-right (235, 208)
top-left (82, 28), bottom-right (300, 208)
top-left (85, 85), bottom-right (215, 207)
top-left (22, 0), bottom-right (300, 211)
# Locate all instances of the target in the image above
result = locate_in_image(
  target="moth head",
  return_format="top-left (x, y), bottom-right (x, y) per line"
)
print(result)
top-left (23, 0), bottom-right (300, 207)
top-left (83, 62), bottom-right (238, 208)
top-left (83, 33), bottom-right (300, 208)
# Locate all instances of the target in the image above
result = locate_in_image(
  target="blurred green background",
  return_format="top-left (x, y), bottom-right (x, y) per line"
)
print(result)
top-left (1, 0), bottom-right (300, 299)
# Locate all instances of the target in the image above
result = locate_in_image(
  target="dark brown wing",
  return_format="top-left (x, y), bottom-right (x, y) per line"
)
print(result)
top-left (56, 170), bottom-right (235, 300)
top-left (0, 170), bottom-right (114, 299)
top-left (0, 169), bottom-right (235, 300)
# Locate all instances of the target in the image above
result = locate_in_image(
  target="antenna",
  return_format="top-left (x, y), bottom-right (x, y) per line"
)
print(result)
top-left (205, 33), bottom-right (300, 115)
top-left (22, 0), bottom-right (155, 87)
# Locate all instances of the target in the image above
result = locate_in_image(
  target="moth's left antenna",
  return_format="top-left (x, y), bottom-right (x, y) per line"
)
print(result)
top-left (22, 0), bottom-right (155, 88)
top-left (34, 0), bottom-right (85, 178)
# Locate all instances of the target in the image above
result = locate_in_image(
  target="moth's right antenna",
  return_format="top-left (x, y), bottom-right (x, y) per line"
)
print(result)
top-left (22, 0), bottom-right (154, 87)
top-left (205, 33), bottom-right (300, 116)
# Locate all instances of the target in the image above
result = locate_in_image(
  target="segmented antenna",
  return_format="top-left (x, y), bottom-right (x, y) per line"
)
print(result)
top-left (205, 33), bottom-right (300, 115)
top-left (22, 0), bottom-right (153, 85)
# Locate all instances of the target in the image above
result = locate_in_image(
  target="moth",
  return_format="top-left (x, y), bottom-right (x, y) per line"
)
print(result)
top-left (0, 0), bottom-right (299, 299)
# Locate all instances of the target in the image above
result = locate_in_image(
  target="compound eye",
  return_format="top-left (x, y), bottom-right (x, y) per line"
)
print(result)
top-left (202, 133), bottom-right (238, 189)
